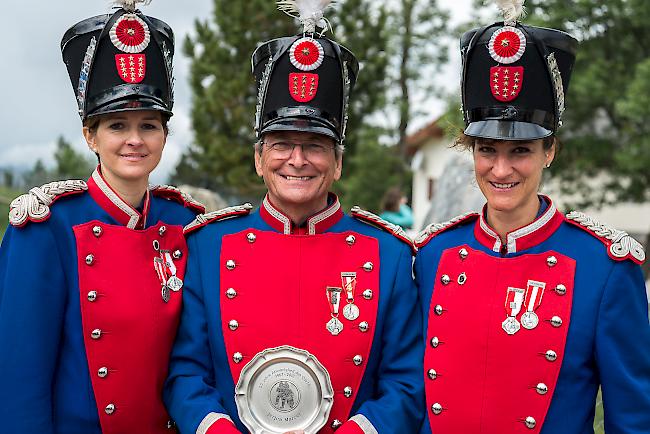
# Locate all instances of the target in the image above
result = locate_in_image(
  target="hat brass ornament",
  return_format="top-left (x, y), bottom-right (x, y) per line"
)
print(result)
top-left (61, 0), bottom-right (174, 121)
top-left (460, 0), bottom-right (578, 140)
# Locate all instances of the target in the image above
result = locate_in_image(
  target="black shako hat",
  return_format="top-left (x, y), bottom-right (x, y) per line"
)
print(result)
top-left (252, 0), bottom-right (359, 143)
top-left (61, 0), bottom-right (174, 121)
top-left (461, 0), bottom-right (578, 140)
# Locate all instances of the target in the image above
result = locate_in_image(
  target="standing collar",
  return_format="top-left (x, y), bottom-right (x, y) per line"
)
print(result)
top-left (260, 193), bottom-right (343, 235)
top-left (87, 166), bottom-right (150, 229)
top-left (474, 195), bottom-right (564, 254)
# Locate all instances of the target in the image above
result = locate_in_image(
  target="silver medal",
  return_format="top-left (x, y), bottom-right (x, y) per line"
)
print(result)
top-left (521, 311), bottom-right (539, 330)
top-left (343, 303), bottom-right (360, 321)
top-left (326, 317), bottom-right (344, 336)
top-left (167, 275), bottom-right (184, 292)
top-left (161, 285), bottom-right (170, 303)
top-left (501, 316), bottom-right (520, 335)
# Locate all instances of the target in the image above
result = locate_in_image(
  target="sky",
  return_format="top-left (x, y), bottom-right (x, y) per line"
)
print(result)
top-left (0, 0), bottom-right (471, 184)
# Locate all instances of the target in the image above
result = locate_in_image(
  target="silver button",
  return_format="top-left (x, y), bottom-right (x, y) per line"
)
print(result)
top-left (359, 321), bottom-right (369, 332)
top-left (92, 226), bottom-right (103, 237)
top-left (430, 337), bottom-right (440, 348)
top-left (153, 240), bottom-right (160, 251)
top-left (434, 305), bottom-right (444, 316)
top-left (431, 403), bottom-right (443, 415)
top-left (362, 289), bottom-right (373, 300)
top-left (353, 355), bottom-right (363, 366)
top-left (173, 250), bottom-right (182, 259)
top-left (343, 386), bottom-right (353, 397)
top-left (554, 284), bottom-right (567, 295)
top-left (547, 255), bottom-right (558, 267)
top-left (85, 254), bottom-right (95, 266)
top-left (550, 316), bottom-right (563, 328)
top-left (363, 262), bottom-right (374, 272)
top-left (226, 288), bottom-right (237, 299)
top-left (247, 233), bottom-right (256, 243)
top-left (535, 383), bottom-right (548, 395)
top-left (166, 420), bottom-right (175, 429)
top-left (459, 248), bottom-right (469, 259)
top-left (346, 235), bottom-right (356, 246)
top-left (524, 416), bottom-right (536, 429)
top-left (91, 329), bottom-right (102, 340)
top-left (427, 369), bottom-right (438, 380)
top-left (159, 226), bottom-right (167, 236)
top-left (105, 404), bottom-right (115, 415)
top-left (441, 274), bottom-right (451, 285)
top-left (457, 272), bottom-right (467, 285)
top-left (98, 367), bottom-right (108, 378)
top-left (331, 419), bottom-right (343, 429)
top-left (233, 352), bottom-right (243, 363)
top-left (229, 320), bottom-right (239, 331)
top-left (87, 291), bottom-right (98, 302)
top-left (226, 260), bottom-right (236, 270)
top-left (544, 350), bottom-right (557, 362)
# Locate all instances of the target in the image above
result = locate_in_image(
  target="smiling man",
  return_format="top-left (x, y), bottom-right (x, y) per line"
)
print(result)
top-left (163, 2), bottom-right (423, 434)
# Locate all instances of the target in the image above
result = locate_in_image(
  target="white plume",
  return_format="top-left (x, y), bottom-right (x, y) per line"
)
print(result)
top-left (495, 0), bottom-right (526, 24)
top-left (112, 0), bottom-right (152, 12)
top-left (277, 0), bottom-right (337, 34)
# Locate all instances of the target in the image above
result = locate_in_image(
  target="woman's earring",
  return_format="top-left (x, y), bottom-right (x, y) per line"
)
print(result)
top-left (545, 163), bottom-right (551, 168)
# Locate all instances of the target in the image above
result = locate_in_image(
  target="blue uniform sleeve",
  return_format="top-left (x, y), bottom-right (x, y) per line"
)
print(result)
top-left (350, 243), bottom-right (425, 433)
top-left (595, 260), bottom-right (650, 432)
top-left (163, 233), bottom-right (237, 433)
top-left (0, 224), bottom-right (67, 434)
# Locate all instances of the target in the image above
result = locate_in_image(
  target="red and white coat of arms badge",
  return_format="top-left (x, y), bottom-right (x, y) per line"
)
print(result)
top-left (490, 66), bottom-right (524, 102)
top-left (289, 73), bottom-right (319, 103)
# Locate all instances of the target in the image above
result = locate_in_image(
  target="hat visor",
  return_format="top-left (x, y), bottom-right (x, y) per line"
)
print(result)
top-left (260, 118), bottom-right (339, 142)
top-left (87, 99), bottom-right (173, 119)
top-left (464, 120), bottom-right (552, 141)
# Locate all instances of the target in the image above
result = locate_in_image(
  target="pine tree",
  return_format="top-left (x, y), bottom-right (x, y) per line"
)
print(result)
top-left (53, 136), bottom-right (94, 180)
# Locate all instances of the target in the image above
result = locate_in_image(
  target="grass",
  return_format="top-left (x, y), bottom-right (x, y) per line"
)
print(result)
top-left (0, 186), bottom-right (19, 240)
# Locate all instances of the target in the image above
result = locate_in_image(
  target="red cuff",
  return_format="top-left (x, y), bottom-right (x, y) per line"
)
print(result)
top-left (335, 419), bottom-right (364, 434)
top-left (205, 417), bottom-right (242, 434)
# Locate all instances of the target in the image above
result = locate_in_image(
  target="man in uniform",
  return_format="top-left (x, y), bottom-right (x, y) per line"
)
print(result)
top-left (163, 2), bottom-right (423, 434)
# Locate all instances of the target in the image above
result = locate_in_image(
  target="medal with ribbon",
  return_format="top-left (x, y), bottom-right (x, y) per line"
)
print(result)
top-left (162, 250), bottom-right (184, 292)
top-left (341, 272), bottom-right (359, 321)
top-left (521, 280), bottom-right (545, 330)
top-left (154, 257), bottom-right (170, 303)
top-left (325, 287), bottom-right (344, 336)
top-left (502, 286), bottom-right (525, 335)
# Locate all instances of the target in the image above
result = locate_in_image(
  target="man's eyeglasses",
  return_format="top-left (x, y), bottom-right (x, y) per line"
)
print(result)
top-left (264, 141), bottom-right (335, 158)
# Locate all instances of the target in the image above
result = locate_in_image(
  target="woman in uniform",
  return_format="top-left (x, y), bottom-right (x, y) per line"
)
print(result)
top-left (0, 1), bottom-right (203, 432)
top-left (416, 1), bottom-right (650, 432)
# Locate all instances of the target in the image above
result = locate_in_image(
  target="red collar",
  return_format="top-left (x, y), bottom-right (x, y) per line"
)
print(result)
top-left (260, 193), bottom-right (343, 235)
top-left (87, 167), bottom-right (150, 230)
top-left (474, 195), bottom-right (564, 254)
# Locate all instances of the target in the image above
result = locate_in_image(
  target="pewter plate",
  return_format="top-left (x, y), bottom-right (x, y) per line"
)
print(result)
top-left (235, 345), bottom-right (334, 434)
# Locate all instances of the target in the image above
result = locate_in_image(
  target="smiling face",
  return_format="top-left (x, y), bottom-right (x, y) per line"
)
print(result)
top-left (255, 131), bottom-right (342, 219)
top-left (83, 110), bottom-right (167, 187)
top-left (473, 138), bottom-right (555, 219)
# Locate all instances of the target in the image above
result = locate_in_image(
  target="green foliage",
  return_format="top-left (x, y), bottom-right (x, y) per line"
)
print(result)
top-left (519, 0), bottom-right (650, 208)
top-left (21, 137), bottom-right (93, 189)
top-left (53, 136), bottom-right (94, 180)
top-left (173, 0), bottom-right (407, 210)
top-left (171, 1), bottom-right (296, 199)
top-left (391, 0), bottom-right (449, 154)
top-left (336, 129), bottom-right (411, 213)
